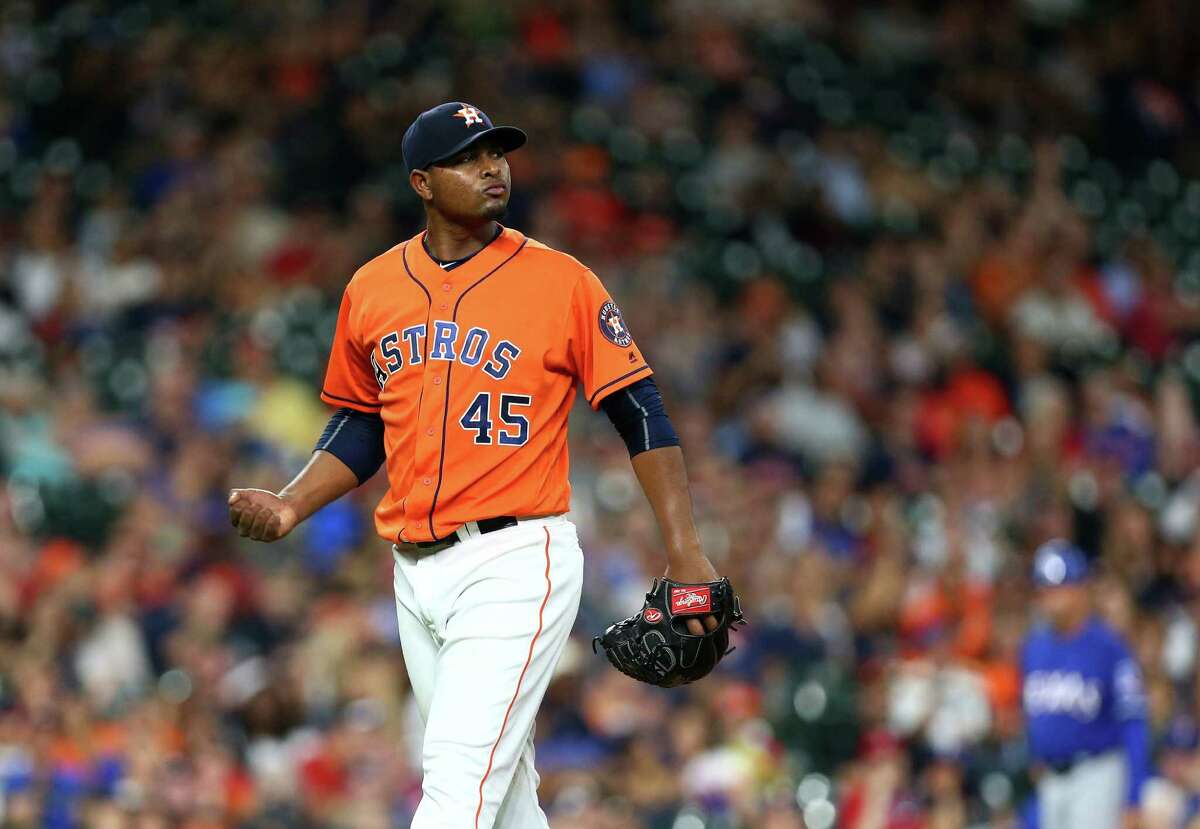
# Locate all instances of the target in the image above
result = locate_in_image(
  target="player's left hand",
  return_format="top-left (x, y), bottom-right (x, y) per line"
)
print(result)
top-left (1122, 809), bottom-right (1141, 829)
top-left (665, 554), bottom-right (721, 635)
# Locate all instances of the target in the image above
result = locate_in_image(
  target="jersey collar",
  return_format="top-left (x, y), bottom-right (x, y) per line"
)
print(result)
top-left (406, 224), bottom-right (526, 289)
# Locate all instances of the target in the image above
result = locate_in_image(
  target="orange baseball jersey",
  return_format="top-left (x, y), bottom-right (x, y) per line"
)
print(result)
top-left (321, 225), bottom-right (651, 543)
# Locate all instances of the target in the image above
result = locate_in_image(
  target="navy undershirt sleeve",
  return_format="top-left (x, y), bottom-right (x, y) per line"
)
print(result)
top-left (599, 377), bottom-right (680, 457)
top-left (315, 407), bottom-right (386, 485)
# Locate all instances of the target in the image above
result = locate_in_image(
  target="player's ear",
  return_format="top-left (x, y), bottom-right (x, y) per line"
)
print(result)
top-left (410, 169), bottom-right (434, 203)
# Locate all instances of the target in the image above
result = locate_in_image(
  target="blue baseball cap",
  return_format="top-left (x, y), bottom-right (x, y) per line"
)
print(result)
top-left (1032, 539), bottom-right (1090, 587)
top-left (402, 102), bottom-right (526, 174)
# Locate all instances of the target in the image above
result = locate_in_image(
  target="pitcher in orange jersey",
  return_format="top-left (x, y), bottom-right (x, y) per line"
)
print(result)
top-left (228, 102), bottom-right (725, 829)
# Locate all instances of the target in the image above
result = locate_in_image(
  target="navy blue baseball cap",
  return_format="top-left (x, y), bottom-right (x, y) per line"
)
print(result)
top-left (1032, 539), bottom-right (1090, 587)
top-left (402, 102), bottom-right (526, 174)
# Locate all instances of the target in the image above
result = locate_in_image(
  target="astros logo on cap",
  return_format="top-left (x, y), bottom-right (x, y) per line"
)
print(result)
top-left (454, 106), bottom-right (484, 127)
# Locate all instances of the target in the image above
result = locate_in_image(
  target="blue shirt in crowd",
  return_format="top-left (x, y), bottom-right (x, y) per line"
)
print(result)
top-left (1021, 616), bottom-right (1151, 806)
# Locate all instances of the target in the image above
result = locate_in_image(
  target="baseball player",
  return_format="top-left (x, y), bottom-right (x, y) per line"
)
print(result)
top-left (1021, 539), bottom-right (1151, 829)
top-left (227, 102), bottom-right (737, 828)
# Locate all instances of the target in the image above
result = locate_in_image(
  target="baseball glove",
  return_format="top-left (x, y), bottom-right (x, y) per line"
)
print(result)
top-left (592, 577), bottom-right (745, 687)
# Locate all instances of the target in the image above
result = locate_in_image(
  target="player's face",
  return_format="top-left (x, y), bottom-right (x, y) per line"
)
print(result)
top-left (423, 139), bottom-right (511, 224)
top-left (1038, 583), bottom-right (1089, 628)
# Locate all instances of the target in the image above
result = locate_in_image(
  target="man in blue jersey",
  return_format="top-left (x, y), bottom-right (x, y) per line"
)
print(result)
top-left (1021, 539), bottom-right (1150, 829)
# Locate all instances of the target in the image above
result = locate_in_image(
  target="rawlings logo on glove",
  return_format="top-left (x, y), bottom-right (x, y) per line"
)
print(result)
top-left (592, 577), bottom-right (745, 688)
top-left (670, 586), bottom-right (712, 614)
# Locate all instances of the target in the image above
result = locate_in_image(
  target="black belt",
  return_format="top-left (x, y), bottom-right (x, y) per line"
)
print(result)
top-left (403, 516), bottom-right (519, 555)
top-left (1045, 757), bottom-right (1075, 774)
top-left (1043, 750), bottom-right (1112, 774)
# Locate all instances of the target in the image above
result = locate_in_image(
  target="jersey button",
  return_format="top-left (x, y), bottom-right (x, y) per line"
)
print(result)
top-left (426, 428), bottom-right (434, 436)
top-left (414, 521), bottom-right (422, 528)
top-left (433, 377), bottom-right (442, 385)
top-left (439, 302), bottom-right (449, 310)
top-left (441, 283), bottom-right (452, 292)
top-left (423, 477), bottom-right (432, 486)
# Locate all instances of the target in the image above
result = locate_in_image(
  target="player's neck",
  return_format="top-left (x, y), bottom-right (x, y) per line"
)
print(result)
top-left (1052, 608), bottom-right (1091, 636)
top-left (424, 215), bottom-right (500, 263)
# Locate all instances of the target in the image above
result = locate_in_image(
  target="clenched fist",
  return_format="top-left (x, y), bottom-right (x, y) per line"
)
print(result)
top-left (228, 488), bottom-right (298, 542)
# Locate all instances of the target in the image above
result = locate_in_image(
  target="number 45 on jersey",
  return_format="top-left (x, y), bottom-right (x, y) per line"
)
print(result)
top-left (459, 393), bottom-right (531, 446)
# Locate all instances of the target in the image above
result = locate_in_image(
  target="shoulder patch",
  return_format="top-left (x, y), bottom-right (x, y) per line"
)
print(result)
top-left (598, 301), bottom-right (633, 347)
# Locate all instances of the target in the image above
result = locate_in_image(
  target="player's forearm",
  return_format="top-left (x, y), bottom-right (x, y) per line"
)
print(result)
top-left (279, 450), bottom-right (359, 524)
top-left (1120, 716), bottom-right (1151, 807)
top-left (630, 446), bottom-right (705, 566)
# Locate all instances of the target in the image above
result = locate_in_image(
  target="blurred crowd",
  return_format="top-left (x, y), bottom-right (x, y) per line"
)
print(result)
top-left (4, 0), bottom-right (1200, 827)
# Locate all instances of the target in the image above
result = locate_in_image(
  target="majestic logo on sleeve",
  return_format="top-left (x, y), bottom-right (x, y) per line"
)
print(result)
top-left (598, 301), bottom-right (632, 347)
top-left (453, 106), bottom-right (484, 127)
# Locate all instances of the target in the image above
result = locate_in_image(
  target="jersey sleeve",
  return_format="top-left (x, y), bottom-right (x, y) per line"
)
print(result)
top-left (320, 288), bottom-right (382, 413)
top-left (1112, 648), bottom-right (1147, 722)
top-left (1112, 643), bottom-right (1151, 805)
top-left (567, 269), bottom-right (652, 409)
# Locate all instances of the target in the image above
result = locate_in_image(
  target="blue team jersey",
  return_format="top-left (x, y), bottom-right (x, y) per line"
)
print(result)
top-left (1021, 617), bottom-right (1145, 763)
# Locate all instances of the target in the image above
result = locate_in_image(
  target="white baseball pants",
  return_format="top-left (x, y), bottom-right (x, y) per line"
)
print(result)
top-left (1037, 751), bottom-right (1127, 829)
top-left (392, 515), bottom-right (584, 829)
